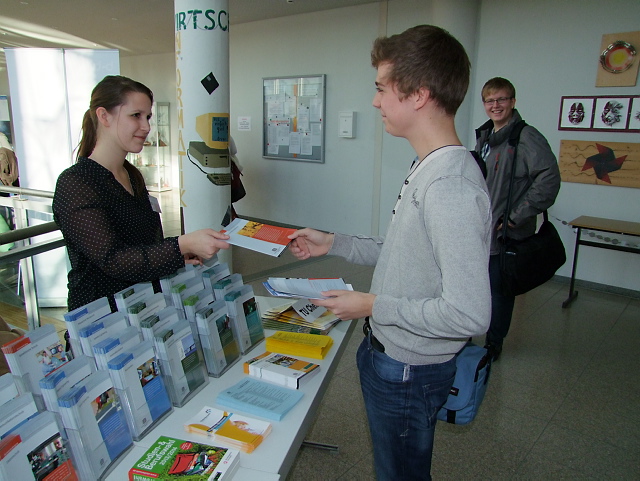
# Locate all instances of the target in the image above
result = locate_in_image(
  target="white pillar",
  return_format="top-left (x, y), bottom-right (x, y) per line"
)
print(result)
top-left (174, 1), bottom-right (232, 266)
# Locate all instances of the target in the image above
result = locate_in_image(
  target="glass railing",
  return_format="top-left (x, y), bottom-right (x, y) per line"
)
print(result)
top-left (0, 186), bottom-right (65, 331)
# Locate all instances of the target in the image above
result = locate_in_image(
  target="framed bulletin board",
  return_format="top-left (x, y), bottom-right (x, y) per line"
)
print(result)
top-left (263, 75), bottom-right (325, 162)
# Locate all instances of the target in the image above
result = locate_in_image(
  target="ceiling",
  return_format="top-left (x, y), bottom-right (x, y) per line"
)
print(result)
top-left (0, 0), bottom-right (382, 60)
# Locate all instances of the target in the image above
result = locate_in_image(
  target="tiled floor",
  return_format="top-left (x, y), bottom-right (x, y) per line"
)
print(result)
top-left (3, 191), bottom-right (639, 479)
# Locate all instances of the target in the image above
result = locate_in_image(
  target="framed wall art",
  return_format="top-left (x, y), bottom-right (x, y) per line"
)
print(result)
top-left (558, 95), bottom-right (639, 132)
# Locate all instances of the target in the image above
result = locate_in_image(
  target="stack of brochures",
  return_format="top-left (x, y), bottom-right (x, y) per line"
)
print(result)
top-left (153, 319), bottom-right (209, 407)
top-left (202, 262), bottom-right (231, 291)
top-left (0, 392), bottom-right (38, 439)
top-left (128, 435), bottom-right (240, 481)
top-left (159, 266), bottom-right (199, 300)
top-left (224, 285), bottom-right (265, 354)
top-left (39, 354), bottom-right (94, 415)
top-left (221, 217), bottom-right (296, 257)
top-left (114, 281), bottom-right (155, 313)
top-left (139, 305), bottom-right (183, 342)
top-left (244, 351), bottom-right (321, 389)
top-left (63, 296), bottom-right (112, 356)
top-left (171, 276), bottom-right (205, 314)
top-left (183, 287), bottom-right (216, 323)
top-left (184, 406), bottom-right (272, 453)
top-left (107, 340), bottom-right (172, 441)
top-left (1, 323), bottom-right (71, 410)
top-left (92, 325), bottom-right (141, 370)
top-left (0, 411), bottom-right (78, 480)
top-left (263, 277), bottom-right (353, 299)
top-left (261, 301), bottom-right (340, 335)
top-left (77, 310), bottom-right (129, 358)
top-left (216, 377), bottom-right (304, 422)
top-left (57, 370), bottom-right (133, 480)
top-left (195, 300), bottom-right (241, 377)
top-left (0, 373), bottom-right (18, 406)
top-left (212, 273), bottom-right (243, 301)
top-left (127, 292), bottom-right (169, 329)
top-left (265, 331), bottom-right (334, 360)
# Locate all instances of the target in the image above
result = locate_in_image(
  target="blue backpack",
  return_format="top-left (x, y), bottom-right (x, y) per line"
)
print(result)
top-left (437, 343), bottom-right (492, 425)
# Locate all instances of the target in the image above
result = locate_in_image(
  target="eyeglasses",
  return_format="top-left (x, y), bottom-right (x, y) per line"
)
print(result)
top-left (483, 97), bottom-right (512, 105)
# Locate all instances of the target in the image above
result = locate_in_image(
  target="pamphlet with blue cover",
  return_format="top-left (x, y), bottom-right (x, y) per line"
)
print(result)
top-left (107, 340), bottom-right (173, 440)
top-left (57, 370), bottom-right (133, 480)
top-left (216, 377), bottom-right (303, 421)
top-left (92, 325), bottom-right (141, 371)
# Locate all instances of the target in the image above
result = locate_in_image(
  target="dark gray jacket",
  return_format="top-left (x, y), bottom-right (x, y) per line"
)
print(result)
top-left (475, 109), bottom-right (561, 255)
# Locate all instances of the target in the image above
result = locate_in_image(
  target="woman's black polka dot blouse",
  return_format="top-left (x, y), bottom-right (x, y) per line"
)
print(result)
top-left (53, 157), bottom-right (184, 311)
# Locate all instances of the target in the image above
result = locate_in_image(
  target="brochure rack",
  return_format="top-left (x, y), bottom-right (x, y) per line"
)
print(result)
top-left (195, 300), bottom-right (241, 377)
top-left (107, 340), bottom-right (172, 441)
top-left (57, 370), bottom-right (133, 480)
top-left (153, 319), bottom-right (209, 407)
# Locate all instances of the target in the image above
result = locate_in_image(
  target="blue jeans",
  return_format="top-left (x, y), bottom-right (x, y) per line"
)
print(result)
top-left (357, 335), bottom-right (456, 481)
top-left (486, 254), bottom-right (516, 347)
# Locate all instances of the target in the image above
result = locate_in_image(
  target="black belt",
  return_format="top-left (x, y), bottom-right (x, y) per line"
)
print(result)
top-left (363, 317), bottom-right (385, 353)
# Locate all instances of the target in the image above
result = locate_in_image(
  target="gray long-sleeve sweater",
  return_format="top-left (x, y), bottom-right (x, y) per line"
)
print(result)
top-left (329, 147), bottom-right (492, 365)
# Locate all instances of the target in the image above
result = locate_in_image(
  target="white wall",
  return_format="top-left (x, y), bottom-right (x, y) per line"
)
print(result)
top-left (123, 0), bottom-right (640, 293)
top-left (470, 0), bottom-right (640, 291)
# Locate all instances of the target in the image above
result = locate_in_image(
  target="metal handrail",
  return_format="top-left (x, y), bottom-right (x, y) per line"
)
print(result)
top-left (0, 186), bottom-right (63, 330)
top-left (0, 221), bottom-right (60, 245)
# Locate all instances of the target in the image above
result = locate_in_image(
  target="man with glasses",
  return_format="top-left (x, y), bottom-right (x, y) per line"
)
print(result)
top-left (475, 77), bottom-right (560, 361)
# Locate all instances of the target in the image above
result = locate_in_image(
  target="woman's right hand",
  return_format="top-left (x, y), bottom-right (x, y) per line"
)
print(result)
top-left (178, 229), bottom-right (230, 262)
top-left (288, 228), bottom-right (334, 260)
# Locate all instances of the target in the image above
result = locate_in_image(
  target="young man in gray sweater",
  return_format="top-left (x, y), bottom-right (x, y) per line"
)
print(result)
top-left (288, 25), bottom-right (491, 480)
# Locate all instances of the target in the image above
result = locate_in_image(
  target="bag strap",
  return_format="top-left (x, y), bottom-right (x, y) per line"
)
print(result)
top-left (500, 120), bottom-right (529, 243)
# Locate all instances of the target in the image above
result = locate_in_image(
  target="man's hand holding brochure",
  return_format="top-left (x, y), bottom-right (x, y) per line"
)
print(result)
top-left (263, 277), bottom-right (353, 300)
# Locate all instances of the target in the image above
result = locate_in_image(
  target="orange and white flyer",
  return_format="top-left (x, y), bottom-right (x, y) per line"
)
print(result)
top-left (221, 218), bottom-right (296, 257)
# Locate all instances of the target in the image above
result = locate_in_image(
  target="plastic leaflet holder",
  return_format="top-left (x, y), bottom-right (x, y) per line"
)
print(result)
top-left (183, 287), bottom-right (215, 324)
top-left (170, 276), bottom-right (205, 314)
top-left (0, 372), bottom-right (19, 407)
top-left (139, 306), bottom-right (183, 342)
top-left (92, 326), bottom-right (141, 371)
top-left (153, 319), bottom-right (209, 407)
top-left (212, 273), bottom-right (243, 302)
top-left (224, 285), bottom-right (264, 355)
top-left (39, 355), bottom-right (95, 417)
top-left (107, 340), bottom-right (172, 441)
top-left (1, 323), bottom-right (71, 410)
top-left (126, 292), bottom-right (168, 330)
top-left (159, 266), bottom-right (200, 300)
top-left (0, 411), bottom-right (78, 480)
top-left (57, 370), bottom-right (133, 480)
top-left (113, 281), bottom-right (154, 313)
top-left (196, 299), bottom-right (241, 377)
top-left (0, 392), bottom-right (38, 439)
top-left (63, 296), bottom-right (111, 356)
top-left (77, 311), bottom-right (129, 358)
top-left (202, 262), bottom-right (231, 291)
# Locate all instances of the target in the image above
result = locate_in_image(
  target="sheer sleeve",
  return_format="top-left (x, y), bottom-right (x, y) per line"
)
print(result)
top-left (53, 169), bottom-right (184, 284)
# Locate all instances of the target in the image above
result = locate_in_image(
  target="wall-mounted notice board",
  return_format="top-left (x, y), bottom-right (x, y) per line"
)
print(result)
top-left (263, 75), bottom-right (325, 163)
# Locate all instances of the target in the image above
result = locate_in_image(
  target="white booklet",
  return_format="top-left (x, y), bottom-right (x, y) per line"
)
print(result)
top-left (263, 277), bottom-right (353, 299)
top-left (221, 218), bottom-right (297, 257)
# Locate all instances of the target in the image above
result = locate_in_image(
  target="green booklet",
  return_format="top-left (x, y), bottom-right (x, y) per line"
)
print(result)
top-left (129, 436), bottom-right (240, 480)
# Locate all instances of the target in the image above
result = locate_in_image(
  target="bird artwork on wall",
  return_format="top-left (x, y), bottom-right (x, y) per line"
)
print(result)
top-left (559, 140), bottom-right (640, 188)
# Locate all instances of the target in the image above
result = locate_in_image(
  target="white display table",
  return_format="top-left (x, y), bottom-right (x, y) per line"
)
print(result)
top-left (105, 296), bottom-right (357, 480)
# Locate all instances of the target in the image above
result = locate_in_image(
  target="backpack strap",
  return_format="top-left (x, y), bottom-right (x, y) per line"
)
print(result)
top-left (501, 119), bottom-right (528, 244)
top-left (508, 120), bottom-right (527, 148)
top-left (470, 150), bottom-right (487, 179)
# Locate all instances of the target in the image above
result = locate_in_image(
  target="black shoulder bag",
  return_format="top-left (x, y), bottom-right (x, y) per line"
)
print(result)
top-left (499, 122), bottom-right (566, 297)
